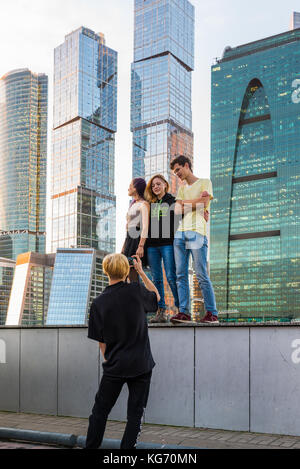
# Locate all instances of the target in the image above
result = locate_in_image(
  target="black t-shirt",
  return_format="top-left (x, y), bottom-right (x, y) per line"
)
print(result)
top-left (88, 281), bottom-right (157, 378)
top-left (146, 193), bottom-right (181, 247)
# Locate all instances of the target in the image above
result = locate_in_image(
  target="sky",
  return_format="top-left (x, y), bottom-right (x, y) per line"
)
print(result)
top-left (0, 0), bottom-right (299, 251)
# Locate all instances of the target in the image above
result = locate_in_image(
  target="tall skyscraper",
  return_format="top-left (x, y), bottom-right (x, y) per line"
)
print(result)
top-left (5, 247), bottom-right (107, 326)
top-left (210, 27), bottom-right (300, 321)
top-left (6, 252), bottom-right (54, 326)
top-left (51, 27), bottom-right (117, 253)
top-left (290, 12), bottom-right (300, 30)
top-left (0, 69), bottom-right (48, 260)
top-left (131, 0), bottom-right (194, 192)
top-left (46, 248), bottom-right (108, 325)
top-left (0, 257), bottom-right (15, 325)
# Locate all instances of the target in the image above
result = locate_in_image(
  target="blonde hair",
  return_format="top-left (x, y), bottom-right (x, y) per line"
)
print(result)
top-left (145, 174), bottom-right (170, 203)
top-left (103, 253), bottom-right (130, 280)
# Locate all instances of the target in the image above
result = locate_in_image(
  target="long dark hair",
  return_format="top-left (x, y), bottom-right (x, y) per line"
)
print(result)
top-left (130, 178), bottom-right (146, 207)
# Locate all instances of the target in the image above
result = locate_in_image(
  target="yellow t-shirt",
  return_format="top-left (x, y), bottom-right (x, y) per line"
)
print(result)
top-left (176, 178), bottom-right (213, 236)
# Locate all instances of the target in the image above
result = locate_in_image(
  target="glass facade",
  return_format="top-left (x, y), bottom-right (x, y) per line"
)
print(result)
top-left (21, 261), bottom-right (54, 326)
top-left (46, 248), bottom-right (108, 325)
top-left (0, 258), bottom-right (15, 325)
top-left (51, 28), bottom-right (117, 253)
top-left (210, 28), bottom-right (300, 321)
top-left (131, 0), bottom-right (194, 190)
top-left (0, 69), bottom-right (48, 260)
top-left (290, 12), bottom-right (300, 31)
top-left (134, 0), bottom-right (194, 70)
top-left (132, 0), bottom-right (197, 317)
top-left (5, 252), bottom-right (54, 326)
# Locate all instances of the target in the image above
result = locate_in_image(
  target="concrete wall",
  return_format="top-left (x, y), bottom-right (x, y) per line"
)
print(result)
top-left (1, 325), bottom-right (300, 436)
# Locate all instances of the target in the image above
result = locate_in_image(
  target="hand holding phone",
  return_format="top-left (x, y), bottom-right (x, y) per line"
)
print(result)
top-left (131, 255), bottom-right (143, 275)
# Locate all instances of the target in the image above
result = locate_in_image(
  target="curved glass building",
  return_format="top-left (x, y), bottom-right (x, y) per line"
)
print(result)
top-left (0, 69), bottom-right (48, 260)
top-left (211, 28), bottom-right (300, 321)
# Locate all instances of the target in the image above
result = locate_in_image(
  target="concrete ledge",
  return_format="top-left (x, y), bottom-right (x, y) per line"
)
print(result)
top-left (1, 325), bottom-right (300, 436)
top-left (1, 321), bottom-right (300, 330)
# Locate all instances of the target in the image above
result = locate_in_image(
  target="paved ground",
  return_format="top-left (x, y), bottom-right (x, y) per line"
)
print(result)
top-left (0, 440), bottom-right (60, 449)
top-left (0, 411), bottom-right (300, 449)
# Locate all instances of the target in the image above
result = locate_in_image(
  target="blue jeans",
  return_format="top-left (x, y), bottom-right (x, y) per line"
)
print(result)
top-left (147, 245), bottom-right (179, 310)
top-left (174, 231), bottom-right (218, 316)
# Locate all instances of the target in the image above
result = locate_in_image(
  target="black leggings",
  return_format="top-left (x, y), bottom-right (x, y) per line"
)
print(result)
top-left (85, 371), bottom-right (152, 449)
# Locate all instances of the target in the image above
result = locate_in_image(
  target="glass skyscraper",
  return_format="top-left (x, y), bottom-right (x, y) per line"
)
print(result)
top-left (4, 247), bottom-right (107, 326)
top-left (46, 248), bottom-right (108, 325)
top-left (6, 252), bottom-right (54, 326)
top-left (131, 0), bottom-right (198, 319)
top-left (0, 69), bottom-right (48, 260)
top-left (290, 12), bottom-right (300, 30)
top-left (0, 257), bottom-right (15, 325)
top-left (131, 0), bottom-right (194, 192)
top-left (51, 28), bottom-right (117, 253)
top-left (210, 28), bottom-right (300, 321)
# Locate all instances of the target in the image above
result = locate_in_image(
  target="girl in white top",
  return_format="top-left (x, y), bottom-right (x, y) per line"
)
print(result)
top-left (122, 178), bottom-right (149, 282)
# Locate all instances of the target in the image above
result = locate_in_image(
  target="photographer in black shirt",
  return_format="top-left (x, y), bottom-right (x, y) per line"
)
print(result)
top-left (85, 253), bottom-right (160, 449)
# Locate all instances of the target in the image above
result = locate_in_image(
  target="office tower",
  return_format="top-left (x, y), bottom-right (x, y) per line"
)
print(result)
top-left (0, 69), bottom-right (48, 260)
top-left (6, 252), bottom-right (55, 326)
top-left (210, 27), bottom-right (300, 321)
top-left (131, 0), bottom-right (194, 192)
top-left (46, 248), bottom-right (108, 325)
top-left (290, 12), bottom-right (300, 30)
top-left (131, 0), bottom-right (196, 317)
top-left (51, 28), bottom-right (117, 253)
top-left (0, 257), bottom-right (15, 325)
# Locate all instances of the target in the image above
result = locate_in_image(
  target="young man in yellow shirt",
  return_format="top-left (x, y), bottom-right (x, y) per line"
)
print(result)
top-left (170, 155), bottom-right (218, 324)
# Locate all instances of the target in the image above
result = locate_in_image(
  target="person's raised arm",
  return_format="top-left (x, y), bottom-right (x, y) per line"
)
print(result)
top-left (136, 201), bottom-right (150, 258)
top-left (132, 255), bottom-right (160, 303)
